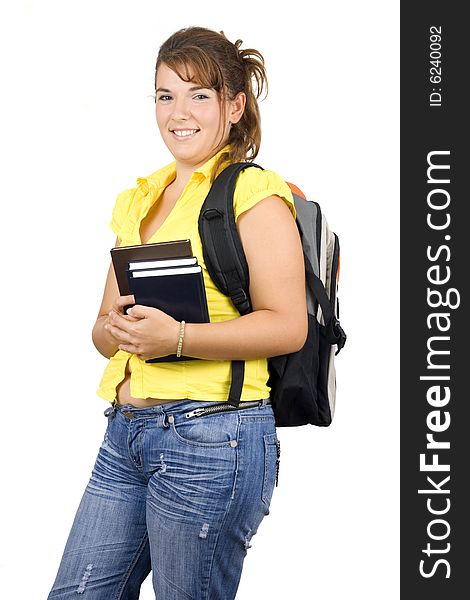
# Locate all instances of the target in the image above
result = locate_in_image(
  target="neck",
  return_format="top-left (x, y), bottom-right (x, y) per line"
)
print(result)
top-left (172, 161), bottom-right (199, 191)
top-left (171, 143), bottom-right (229, 189)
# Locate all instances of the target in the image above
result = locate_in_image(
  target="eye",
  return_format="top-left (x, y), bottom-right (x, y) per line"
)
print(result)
top-left (194, 94), bottom-right (209, 100)
top-left (157, 94), bottom-right (172, 102)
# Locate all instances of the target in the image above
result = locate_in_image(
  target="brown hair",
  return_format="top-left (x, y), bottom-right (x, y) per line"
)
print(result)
top-left (155, 26), bottom-right (268, 181)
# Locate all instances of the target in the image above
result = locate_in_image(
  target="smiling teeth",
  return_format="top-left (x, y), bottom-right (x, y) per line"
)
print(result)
top-left (173, 129), bottom-right (198, 137)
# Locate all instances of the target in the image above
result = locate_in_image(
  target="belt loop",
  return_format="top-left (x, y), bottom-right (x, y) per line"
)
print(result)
top-left (162, 411), bottom-right (170, 428)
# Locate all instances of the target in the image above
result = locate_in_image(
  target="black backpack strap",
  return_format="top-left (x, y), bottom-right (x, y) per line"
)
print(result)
top-left (198, 162), bottom-right (263, 408)
top-left (307, 265), bottom-right (347, 353)
top-left (227, 361), bottom-right (245, 407)
top-left (198, 162), bottom-right (263, 315)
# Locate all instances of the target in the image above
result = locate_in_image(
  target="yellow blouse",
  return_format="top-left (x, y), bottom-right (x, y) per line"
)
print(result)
top-left (97, 146), bottom-right (296, 403)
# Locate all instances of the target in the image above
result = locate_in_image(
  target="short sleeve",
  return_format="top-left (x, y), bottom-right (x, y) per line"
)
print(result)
top-left (233, 168), bottom-right (296, 221)
top-left (109, 187), bottom-right (138, 242)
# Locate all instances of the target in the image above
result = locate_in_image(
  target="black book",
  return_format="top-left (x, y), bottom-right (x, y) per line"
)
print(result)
top-left (111, 239), bottom-right (193, 296)
top-left (127, 264), bottom-right (209, 363)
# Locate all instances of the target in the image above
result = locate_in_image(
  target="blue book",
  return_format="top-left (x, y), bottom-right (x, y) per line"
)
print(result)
top-left (127, 264), bottom-right (209, 363)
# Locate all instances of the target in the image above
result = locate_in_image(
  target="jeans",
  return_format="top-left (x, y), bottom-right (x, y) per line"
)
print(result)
top-left (48, 398), bottom-right (280, 599)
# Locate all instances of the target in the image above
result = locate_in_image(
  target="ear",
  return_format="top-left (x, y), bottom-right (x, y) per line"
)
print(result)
top-left (229, 92), bottom-right (246, 125)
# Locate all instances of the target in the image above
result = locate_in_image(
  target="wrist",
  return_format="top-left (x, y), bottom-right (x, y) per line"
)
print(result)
top-left (176, 320), bottom-right (186, 357)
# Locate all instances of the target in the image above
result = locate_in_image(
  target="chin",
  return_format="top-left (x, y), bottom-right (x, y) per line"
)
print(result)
top-left (172, 146), bottom-right (202, 161)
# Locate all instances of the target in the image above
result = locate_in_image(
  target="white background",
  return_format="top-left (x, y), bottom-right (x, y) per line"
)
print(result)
top-left (0, 1), bottom-right (399, 598)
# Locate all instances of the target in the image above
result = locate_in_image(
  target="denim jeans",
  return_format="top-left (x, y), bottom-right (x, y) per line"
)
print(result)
top-left (48, 398), bottom-right (280, 599)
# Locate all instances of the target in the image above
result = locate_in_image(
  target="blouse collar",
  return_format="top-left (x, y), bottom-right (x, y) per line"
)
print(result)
top-left (136, 145), bottom-right (232, 194)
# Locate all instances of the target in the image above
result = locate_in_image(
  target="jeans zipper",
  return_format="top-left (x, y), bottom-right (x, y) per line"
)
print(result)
top-left (185, 400), bottom-right (265, 419)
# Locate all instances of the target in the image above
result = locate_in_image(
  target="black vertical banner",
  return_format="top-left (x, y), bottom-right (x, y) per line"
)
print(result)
top-left (401, 3), bottom-right (468, 598)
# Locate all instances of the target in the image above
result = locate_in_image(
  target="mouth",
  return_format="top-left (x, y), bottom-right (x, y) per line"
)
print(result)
top-left (170, 128), bottom-right (200, 140)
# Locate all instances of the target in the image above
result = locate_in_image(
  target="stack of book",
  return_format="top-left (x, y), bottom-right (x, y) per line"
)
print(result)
top-left (110, 239), bottom-right (209, 362)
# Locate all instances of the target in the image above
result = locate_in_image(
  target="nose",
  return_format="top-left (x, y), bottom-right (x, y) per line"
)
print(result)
top-left (171, 96), bottom-right (191, 120)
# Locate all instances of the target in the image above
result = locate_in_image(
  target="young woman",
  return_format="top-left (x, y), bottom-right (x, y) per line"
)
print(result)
top-left (48, 26), bottom-right (307, 600)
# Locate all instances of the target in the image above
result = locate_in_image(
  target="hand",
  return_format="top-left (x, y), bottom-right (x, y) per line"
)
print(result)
top-left (102, 294), bottom-right (138, 338)
top-left (105, 302), bottom-right (180, 361)
top-left (110, 294), bottom-right (138, 319)
top-left (101, 293), bottom-right (136, 335)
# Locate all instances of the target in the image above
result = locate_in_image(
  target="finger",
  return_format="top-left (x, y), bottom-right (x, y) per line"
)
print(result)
top-left (105, 322), bottom-right (133, 344)
top-left (113, 295), bottom-right (136, 313)
top-left (111, 309), bottom-right (140, 323)
top-left (118, 294), bottom-right (136, 306)
top-left (108, 310), bottom-right (137, 332)
top-left (126, 304), bottom-right (152, 319)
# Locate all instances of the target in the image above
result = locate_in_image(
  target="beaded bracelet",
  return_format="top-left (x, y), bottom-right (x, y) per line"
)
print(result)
top-left (176, 320), bottom-right (186, 358)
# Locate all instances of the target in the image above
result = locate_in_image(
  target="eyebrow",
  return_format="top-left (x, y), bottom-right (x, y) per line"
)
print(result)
top-left (155, 86), bottom-right (211, 93)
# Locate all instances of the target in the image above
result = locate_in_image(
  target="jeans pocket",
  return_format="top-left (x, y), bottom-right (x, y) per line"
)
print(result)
top-left (168, 411), bottom-right (239, 448)
top-left (261, 432), bottom-right (280, 510)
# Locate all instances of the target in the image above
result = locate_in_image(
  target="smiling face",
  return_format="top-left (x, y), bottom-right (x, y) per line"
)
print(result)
top-left (155, 63), bottom-right (245, 171)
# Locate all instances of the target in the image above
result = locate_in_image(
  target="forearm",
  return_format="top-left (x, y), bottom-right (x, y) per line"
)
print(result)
top-left (182, 310), bottom-right (308, 361)
top-left (92, 315), bottom-right (119, 359)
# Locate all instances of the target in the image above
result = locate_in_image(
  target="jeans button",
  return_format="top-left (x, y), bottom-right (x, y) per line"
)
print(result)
top-left (103, 406), bottom-right (115, 417)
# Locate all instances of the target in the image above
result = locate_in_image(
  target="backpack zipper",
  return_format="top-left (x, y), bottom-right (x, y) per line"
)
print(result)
top-left (275, 439), bottom-right (281, 486)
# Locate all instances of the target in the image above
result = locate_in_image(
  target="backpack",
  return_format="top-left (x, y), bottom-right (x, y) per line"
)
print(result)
top-left (198, 163), bottom-right (346, 427)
